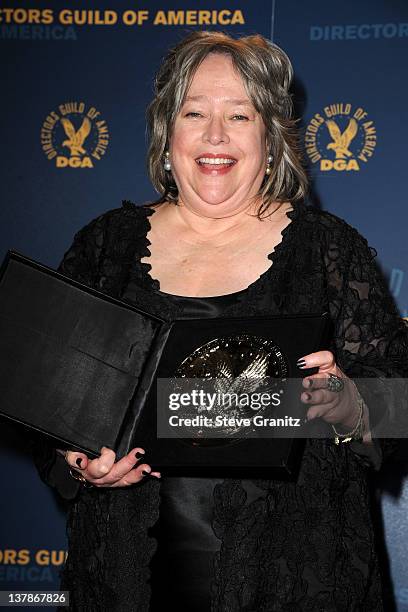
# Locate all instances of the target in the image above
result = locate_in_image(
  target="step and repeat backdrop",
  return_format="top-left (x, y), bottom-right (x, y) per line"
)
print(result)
top-left (1, 0), bottom-right (407, 609)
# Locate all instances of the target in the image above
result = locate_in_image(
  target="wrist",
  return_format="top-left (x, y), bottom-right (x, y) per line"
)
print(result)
top-left (338, 403), bottom-right (362, 431)
top-left (332, 383), bottom-right (365, 444)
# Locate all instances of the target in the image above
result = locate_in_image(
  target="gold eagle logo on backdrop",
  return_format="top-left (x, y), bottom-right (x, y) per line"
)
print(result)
top-left (326, 118), bottom-right (358, 159)
top-left (61, 117), bottom-right (92, 156)
top-left (304, 103), bottom-right (376, 171)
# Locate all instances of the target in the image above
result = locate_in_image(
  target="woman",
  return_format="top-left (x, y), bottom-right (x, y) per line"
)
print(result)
top-left (31, 31), bottom-right (407, 610)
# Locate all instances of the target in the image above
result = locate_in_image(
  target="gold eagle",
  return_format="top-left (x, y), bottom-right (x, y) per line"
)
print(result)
top-left (326, 118), bottom-right (358, 159)
top-left (61, 117), bottom-right (91, 157)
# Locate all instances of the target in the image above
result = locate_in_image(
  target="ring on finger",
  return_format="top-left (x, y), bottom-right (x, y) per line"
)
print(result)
top-left (327, 373), bottom-right (344, 393)
top-left (69, 468), bottom-right (94, 488)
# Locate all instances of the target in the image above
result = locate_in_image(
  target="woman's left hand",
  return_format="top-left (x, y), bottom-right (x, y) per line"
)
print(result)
top-left (298, 350), bottom-right (360, 429)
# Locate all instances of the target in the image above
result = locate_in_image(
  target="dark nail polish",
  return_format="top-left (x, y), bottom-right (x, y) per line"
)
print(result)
top-left (76, 458), bottom-right (83, 468)
top-left (142, 470), bottom-right (151, 476)
top-left (297, 359), bottom-right (306, 368)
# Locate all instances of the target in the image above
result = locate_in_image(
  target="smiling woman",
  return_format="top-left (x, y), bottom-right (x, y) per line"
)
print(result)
top-left (147, 31), bottom-right (307, 217)
top-left (30, 30), bottom-right (408, 612)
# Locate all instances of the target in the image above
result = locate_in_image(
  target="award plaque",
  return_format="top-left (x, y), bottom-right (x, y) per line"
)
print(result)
top-left (124, 313), bottom-right (332, 478)
top-left (0, 251), bottom-right (332, 479)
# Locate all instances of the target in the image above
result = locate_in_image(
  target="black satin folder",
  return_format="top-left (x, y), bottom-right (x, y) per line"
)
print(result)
top-left (0, 251), bottom-right (331, 478)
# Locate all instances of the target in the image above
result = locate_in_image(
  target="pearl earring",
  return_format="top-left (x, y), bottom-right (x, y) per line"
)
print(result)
top-left (164, 151), bottom-right (171, 171)
top-left (265, 154), bottom-right (273, 176)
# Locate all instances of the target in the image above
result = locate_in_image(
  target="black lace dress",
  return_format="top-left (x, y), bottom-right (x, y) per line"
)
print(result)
top-left (30, 201), bottom-right (408, 611)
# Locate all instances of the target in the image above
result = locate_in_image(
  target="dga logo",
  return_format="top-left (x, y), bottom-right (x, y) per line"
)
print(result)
top-left (304, 103), bottom-right (376, 172)
top-left (40, 102), bottom-right (110, 168)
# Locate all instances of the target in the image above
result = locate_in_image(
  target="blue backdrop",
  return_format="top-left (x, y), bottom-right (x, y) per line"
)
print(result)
top-left (1, 1), bottom-right (407, 609)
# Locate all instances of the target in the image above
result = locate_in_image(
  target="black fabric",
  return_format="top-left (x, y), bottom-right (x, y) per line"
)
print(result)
top-left (150, 290), bottom-right (248, 611)
top-left (28, 200), bottom-right (408, 611)
top-left (150, 475), bottom-right (223, 611)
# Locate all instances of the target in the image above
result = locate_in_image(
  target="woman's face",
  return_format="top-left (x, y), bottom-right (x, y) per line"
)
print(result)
top-left (169, 53), bottom-right (268, 218)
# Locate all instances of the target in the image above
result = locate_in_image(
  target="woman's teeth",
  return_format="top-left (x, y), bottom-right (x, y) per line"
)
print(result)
top-left (197, 158), bottom-right (235, 165)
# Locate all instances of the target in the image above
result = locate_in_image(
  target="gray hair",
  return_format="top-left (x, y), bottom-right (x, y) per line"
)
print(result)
top-left (146, 31), bottom-right (308, 216)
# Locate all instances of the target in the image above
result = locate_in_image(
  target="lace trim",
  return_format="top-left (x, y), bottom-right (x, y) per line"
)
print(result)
top-left (136, 205), bottom-right (161, 292)
top-left (133, 201), bottom-right (304, 313)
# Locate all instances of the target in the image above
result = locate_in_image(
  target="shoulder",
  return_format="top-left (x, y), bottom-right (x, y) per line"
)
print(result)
top-left (79, 200), bottom-right (150, 228)
top-left (301, 203), bottom-right (357, 235)
top-left (61, 201), bottom-right (154, 267)
top-left (73, 200), bottom-right (152, 240)
top-left (299, 203), bottom-right (376, 260)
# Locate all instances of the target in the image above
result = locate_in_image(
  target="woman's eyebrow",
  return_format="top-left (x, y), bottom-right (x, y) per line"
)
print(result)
top-left (184, 95), bottom-right (253, 107)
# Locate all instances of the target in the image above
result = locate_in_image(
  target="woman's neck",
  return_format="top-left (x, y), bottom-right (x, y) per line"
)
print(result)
top-left (157, 199), bottom-right (288, 248)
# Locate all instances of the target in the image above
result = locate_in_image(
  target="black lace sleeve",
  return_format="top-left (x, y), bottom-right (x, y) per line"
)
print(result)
top-left (324, 217), bottom-right (408, 469)
top-left (29, 212), bottom-right (110, 500)
top-left (56, 214), bottom-right (108, 284)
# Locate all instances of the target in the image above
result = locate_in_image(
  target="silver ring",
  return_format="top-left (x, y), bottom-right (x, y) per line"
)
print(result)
top-left (327, 373), bottom-right (344, 393)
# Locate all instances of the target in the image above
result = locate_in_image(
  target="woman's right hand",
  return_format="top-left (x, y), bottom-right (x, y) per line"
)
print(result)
top-left (57, 446), bottom-right (161, 487)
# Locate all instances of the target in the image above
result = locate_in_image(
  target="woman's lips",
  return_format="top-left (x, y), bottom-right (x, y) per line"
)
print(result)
top-left (195, 156), bottom-right (237, 175)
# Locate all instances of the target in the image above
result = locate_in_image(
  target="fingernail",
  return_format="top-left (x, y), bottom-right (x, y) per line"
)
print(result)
top-left (142, 469), bottom-right (151, 476)
top-left (135, 450), bottom-right (145, 459)
top-left (306, 379), bottom-right (313, 388)
top-left (304, 393), bottom-right (311, 401)
top-left (76, 458), bottom-right (83, 468)
top-left (297, 359), bottom-right (306, 369)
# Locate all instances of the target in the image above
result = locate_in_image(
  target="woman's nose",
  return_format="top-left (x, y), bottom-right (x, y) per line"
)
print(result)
top-left (202, 116), bottom-right (230, 145)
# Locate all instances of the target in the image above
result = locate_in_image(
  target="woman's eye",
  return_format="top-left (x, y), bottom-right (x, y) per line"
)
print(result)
top-left (232, 114), bottom-right (249, 121)
top-left (185, 112), bottom-right (202, 118)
